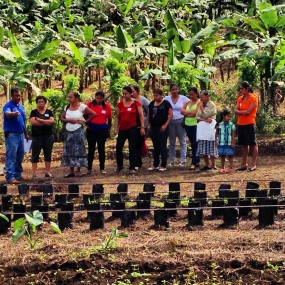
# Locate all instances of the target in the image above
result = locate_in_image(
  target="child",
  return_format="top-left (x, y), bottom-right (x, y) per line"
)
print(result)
top-left (215, 109), bottom-right (236, 173)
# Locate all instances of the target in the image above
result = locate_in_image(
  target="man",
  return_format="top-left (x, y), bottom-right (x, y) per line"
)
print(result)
top-left (3, 88), bottom-right (29, 184)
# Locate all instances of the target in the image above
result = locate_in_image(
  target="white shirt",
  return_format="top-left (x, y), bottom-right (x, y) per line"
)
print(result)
top-left (197, 120), bottom-right (216, 141)
top-left (65, 104), bottom-right (87, 131)
top-left (164, 95), bottom-right (189, 120)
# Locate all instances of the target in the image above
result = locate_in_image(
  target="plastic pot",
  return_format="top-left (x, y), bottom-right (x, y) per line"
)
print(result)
top-left (121, 210), bottom-right (136, 228)
top-left (154, 209), bottom-right (169, 228)
top-left (246, 182), bottom-right (259, 199)
top-left (223, 207), bottom-right (238, 226)
top-left (55, 194), bottom-right (67, 208)
top-left (137, 201), bottom-right (150, 218)
top-left (92, 184), bottom-right (104, 199)
top-left (0, 183), bottom-right (7, 195)
top-left (58, 212), bottom-right (72, 231)
top-left (83, 194), bottom-right (95, 207)
top-left (13, 204), bottom-right (26, 220)
top-left (117, 183), bottom-right (128, 197)
top-left (193, 191), bottom-right (207, 207)
top-left (239, 199), bottom-right (252, 217)
top-left (188, 201), bottom-right (203, 226)
top-left (258, 198), bottom-right (276, 227)
top-left (0, 213), bottom-right (11, 234)
top-left (90, 212), bottom-right (104, 230)
top-left (36, 205), bottom-right (49, 221)
top-left (269, 181), bottom-right (281, 197)
top-left (68, 184), bottom-right (79, 199)
top-left (18, 184), bottom-right (29, 195)
top-left (61, 203), bottom-right (74, 217)
top-left (164, 201), bottom-right (177, 217)
top-left (111, 202), bottom-right (125, 218)
top-left (211, 200), bottom-right (224, 217)
top-left (86, 203), bottom-right (100, 218)
top-left (43, 184), bottom-right (53, 196)
top-left (143, 183), bottom-right (155, 197)
top-left (31, 195), bottom-right (43, 211)
top-left (110, 193), bottom-right (122, 202)
top-left (2, 195), bottom-right (12, 212)
top-left (256, 189), bottom-right (268, 206)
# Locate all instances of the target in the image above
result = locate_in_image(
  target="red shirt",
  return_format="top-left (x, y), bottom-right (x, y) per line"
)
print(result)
top-left (117, 100), bottom-right (142, 130)
top-left (237, 93), bottom-right (258, 125)
top-left (87, 101), bottom-right (112, 125)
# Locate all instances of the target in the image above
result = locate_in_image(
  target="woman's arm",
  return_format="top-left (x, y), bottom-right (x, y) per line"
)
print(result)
top-left (137, 105), bottom-right (145, 135)
top-left (33, 117), bottom-right (54, 126)
top-left (83, 106), bottom-right (96, 123)
top-left (161, 107), bottom-right (173, 132)
top-left (234, 102), bottom-right (247, 116)
top-left (114, 106), bottom-right (120, 135)
top-left (231, 130), bottom-right (236, 148)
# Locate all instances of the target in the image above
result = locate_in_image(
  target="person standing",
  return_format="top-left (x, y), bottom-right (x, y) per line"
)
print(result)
top-left (180, 87), bottom-right (201, 170)
top-left (234, 81), bottom-right (258, 171)
top-left (30, 95), bottom-right (55, 179)
top-left (114, 86), bottom-right (145, 174)
top-left (86, 91), bottom-right (112, 175)
top-left (60, 91), bottom-right (95, 177)
top-left (215, 109), bottom-right (236, 173)
top-left (147, 89), bottom-right (173, 171)
top-left (131, 85), bottom-right (149, 169)
top-left (164, 83), bottom-right (188, 167)
top-left (3, 88), bottom-right (29, 184)
top-left (196, 90), bottom-right (218, 170)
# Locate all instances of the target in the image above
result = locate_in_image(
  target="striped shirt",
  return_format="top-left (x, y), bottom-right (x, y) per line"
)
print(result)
top-left (217, 121), bottom-right (236, 146)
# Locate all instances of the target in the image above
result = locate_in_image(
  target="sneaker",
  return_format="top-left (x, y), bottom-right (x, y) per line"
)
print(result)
top-left (148, 166), bottom-right (159, 171)
top-left (129, 169), bottom-right (136, 174)
top-left (159, 167), bottom-right (166, 172)
top-left (45, 173), bottom-right (53, 178)
top-left (179, 162), bottom-right (186, 167)
top-left (114, 167), bottom-right (124, 173)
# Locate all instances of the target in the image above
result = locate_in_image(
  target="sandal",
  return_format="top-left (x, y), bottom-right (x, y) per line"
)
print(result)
top-left (235, 165), bottom-right (248, 171)
top-left (219, 168), bottom-right (226, 173)
top-left (248, 166), bottom-right (256, 172)
top-left (101, 170), bottom-right (106, 174)
top-left (200, 165), bottom-right (211, 171)
top-left (64, 173), bottom-right (75, 178)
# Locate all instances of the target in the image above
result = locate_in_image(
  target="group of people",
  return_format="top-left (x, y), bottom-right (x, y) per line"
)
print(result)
top-left (2, 81), bottom-right (258, 183)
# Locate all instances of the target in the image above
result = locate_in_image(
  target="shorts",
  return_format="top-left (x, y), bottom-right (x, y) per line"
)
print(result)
top-left (237, 124), bottom-right (257, 146)
top-left (218, 146), bottom-right (235, 156)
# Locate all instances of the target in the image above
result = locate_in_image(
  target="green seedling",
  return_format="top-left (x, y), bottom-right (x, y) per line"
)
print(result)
top-left (12, 210), bottom-right (61, 249)
top-left (0, 213), bottom-right (9, 222)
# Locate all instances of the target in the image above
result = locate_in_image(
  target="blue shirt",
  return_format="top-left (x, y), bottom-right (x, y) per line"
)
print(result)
top-left (3, 100), bottom-right (26, 132)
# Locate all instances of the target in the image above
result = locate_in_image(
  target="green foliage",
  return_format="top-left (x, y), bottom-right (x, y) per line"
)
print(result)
top-left (171, 63), bottom-right (201, 95)
top-left (12, 210), bottom-right (61, 250)
top-left (237, 58), bottom-right (259, 88)
top-left (0, 213), bottom-right (8, 222)
top-left (104, 58), bottom-right (136, 107)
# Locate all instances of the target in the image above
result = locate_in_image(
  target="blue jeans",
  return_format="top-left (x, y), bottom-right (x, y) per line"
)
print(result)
top-left (5, 133), bottom-right (24, 181)
top-left (185, 125), bottom-right (200, 165)
top-left (168, 118), bottom-right (187, 163)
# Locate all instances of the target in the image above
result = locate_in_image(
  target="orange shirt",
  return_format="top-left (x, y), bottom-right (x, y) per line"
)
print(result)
top-left (237, 93), bottom-right (258, 125)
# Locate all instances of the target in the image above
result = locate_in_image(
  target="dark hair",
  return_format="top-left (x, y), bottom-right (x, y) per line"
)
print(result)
top-left (11, 87), bottom-right (21, 96)
top-left (93, 90), bottom-right (106, 108)
top-left (131, 85), bottom-right (140, 93)
top-left (169, 83), bottom-right (179, 90)
top-left (71, 91), bottom-right (80, 100)
top-left (188, 87), bottom-right (199, 95)
top-left (240, 81), bottom-right (253, 93)
top-left (200, 89), bottom-right (209, 96)
top-left (122, 86), bottom-right (132, 94)
top-left (153, 88), bottom-right (163, 95)
top-left (35, 95), bottom-right (47, 103)
top-left (218, 108), bottom-right (232, 124)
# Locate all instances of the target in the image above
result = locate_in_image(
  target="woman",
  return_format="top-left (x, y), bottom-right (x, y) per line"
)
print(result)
top-left (147, 88), bottom-right (173, 171)
top-left (181, 87), bottom-right (201, 170)
top-left (131, 85), bottom-right (149, 169)
top-left (234, 81), bottom-right (258, 171)
top-left (164, 83), bottom-right (189, 166)
top-left (60, 91), bottom-right (95, 177)
top-left (196, 89), bottom-right (218, 170)
top-left (114, 86), bottom-right (145, 174)
top-left (30, 95), bottom-right (54, 178)
top-left (86, 90), bottom-right (112, 174)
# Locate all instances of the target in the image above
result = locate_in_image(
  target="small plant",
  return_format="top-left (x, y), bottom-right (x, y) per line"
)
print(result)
top-left (12, 210), bottom-right (61, 250)
top-left (0, 213), bottom-right (9, 222)
top-left (89, 228), bottom-right (128, 254)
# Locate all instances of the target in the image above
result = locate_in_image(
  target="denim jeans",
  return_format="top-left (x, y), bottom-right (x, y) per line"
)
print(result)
top-left (5, 133), bottom-right (24, 181)
top-left (168, 118), bottom-right (187, 163)
top-left (151, 127), bottom-right (169, 168)
top-left (185, 125), bottom-right (200, 165)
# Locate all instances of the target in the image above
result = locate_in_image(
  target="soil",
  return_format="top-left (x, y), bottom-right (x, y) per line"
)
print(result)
top-left (1, 145), bottom-right (285, 284)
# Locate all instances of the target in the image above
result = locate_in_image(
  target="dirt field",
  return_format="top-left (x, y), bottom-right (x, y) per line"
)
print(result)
top-left (1, 143), bottom-right (285, 285)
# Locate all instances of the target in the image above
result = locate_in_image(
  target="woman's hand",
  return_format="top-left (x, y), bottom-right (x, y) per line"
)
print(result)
top-left (205, 118), bottom-right (212, 123)
top-left (160, 125), bottom-right (166, 132)
top-left (140, 128), bottom-right (145, 136)
top-left (114, 128), bottom-right (118, 135)
top-left (68, 119), bottom-right (77, 124)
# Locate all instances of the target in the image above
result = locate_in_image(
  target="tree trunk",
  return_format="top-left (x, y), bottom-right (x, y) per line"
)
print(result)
top-left (220, 62), bottom-right (224, 82)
